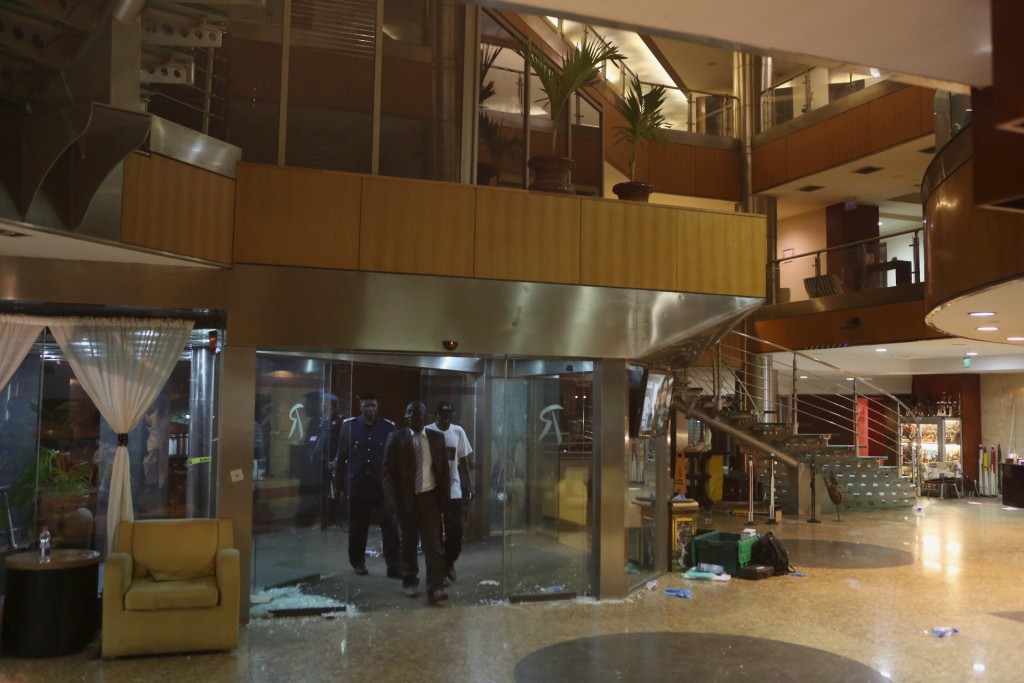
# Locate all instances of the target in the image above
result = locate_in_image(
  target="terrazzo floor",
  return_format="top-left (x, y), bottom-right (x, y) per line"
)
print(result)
top-left (3, 496), bottom-right (1024, 682)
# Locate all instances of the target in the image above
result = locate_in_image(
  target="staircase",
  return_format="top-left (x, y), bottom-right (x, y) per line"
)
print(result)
top-left (673, 330), bottom-right (919, 515)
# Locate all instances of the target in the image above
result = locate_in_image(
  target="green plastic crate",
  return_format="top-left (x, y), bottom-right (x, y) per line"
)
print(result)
top-left (691, 531), bottom-right (757, 575)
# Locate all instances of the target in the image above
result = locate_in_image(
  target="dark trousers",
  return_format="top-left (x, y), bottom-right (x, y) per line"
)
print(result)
top-left (348, 497), bottom-right (400, 573)
top-left (443, 497), bottom-right (465, 570)
top-left (398, 490), bottom-right (445, 593)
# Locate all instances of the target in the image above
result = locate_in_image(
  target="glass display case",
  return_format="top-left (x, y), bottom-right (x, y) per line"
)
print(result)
top-left (900, 417), bottom-right (962, 481)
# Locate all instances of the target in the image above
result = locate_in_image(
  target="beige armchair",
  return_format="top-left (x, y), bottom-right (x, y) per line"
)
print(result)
top-left (102, 518), bottom-right (240, 658)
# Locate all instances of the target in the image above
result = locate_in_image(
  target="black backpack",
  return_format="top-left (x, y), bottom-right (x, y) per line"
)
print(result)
top-left (750, 532), bottom-right (794, 576)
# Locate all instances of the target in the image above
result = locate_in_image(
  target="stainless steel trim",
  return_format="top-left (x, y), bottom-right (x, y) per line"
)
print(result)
top-left (147, 116), bottom-right (241, 178)
top-left (228, 264), bottom-right (763, 359)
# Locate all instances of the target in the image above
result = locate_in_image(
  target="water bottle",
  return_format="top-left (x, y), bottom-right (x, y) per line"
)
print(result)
top-left (696, 562), bottom-right (725, 575)
top-left (39, 526), bottom-right (52, 563)
top-left (930, 626), bottom-right (958, 638)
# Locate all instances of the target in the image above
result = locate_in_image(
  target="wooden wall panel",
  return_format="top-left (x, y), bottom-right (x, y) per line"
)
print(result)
top-left (926, 159), bottom-right (1024, 310)
top-left (785, 125), bottom-right (830, 179)
top-left (693, 146), bottom-right (741, 201)
top-left (677, 211), bottom-right (765, 297)
top-left (122, 152), bottom-right (235, 264)
top-left (474, 189), bottom-right (581, 284)
top-left (359, 177), bottom-right (476, 276)
top-left (580, 200), bottom-right (676, 290)
top-left (753, 86), bottom-right (935, 191)
top-left (751, 299), bottom-right (942, 351)
top-left (751, 138), bottom-right (788, 192)
top-left (648, 142), bottom-right (696, 196)
top-left (870, 86), bottom-right (927, 150)
top-left (825, 106), bottom-right (871, 168)
top-left (233, 163), bottom-right (361, 269)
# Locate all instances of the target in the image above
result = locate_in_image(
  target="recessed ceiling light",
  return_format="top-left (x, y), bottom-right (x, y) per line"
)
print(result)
top-left (875, 348), bottom-right (887, 352)
top-left (846, 377), bottom-right (855, 381)
top-left (969, 311), bottom-right (996, 317)
top-left (965, 351), bottom-right (979, 356)
top-left (1008, 337), bottom-right (1024, 342)
top-left (798, 375), bottom-right (808, 379)
top-left (977, 326), bottom-right (999, 331)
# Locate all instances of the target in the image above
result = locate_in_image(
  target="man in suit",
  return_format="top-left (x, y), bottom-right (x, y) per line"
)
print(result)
top-left (383, 401), bottom-right (451, 605)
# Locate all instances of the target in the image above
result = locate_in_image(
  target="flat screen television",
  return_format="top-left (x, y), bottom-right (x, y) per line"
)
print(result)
top-left (639, 372), bottom-right (673, 436)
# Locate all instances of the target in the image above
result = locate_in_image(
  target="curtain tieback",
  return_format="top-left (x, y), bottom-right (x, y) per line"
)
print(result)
top-left (117, 433), bottom-right (129, 446)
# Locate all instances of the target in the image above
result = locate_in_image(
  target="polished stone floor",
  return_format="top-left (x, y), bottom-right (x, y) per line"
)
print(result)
top-left (2, 496), bottom-right (1024, 682)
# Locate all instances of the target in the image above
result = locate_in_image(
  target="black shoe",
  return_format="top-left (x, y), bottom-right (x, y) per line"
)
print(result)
top-left (386, 568), bottom-right (403, 579)
top-left (353, 565), bottom-right (368, 576)
top-left (404, 585), bottom-right (420, 598)
top-left (446, 566), bottom-right (457, 582)
top-left (428, 589), bottom-right (449, 606)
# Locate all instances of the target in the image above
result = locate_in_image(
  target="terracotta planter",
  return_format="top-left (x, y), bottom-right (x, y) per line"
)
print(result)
top-left (612, 181), bottom-right (654, 202)
top-left (38, 490), bottom-right (96, 549)
top-left (528, 154), bottom-right (576, 194)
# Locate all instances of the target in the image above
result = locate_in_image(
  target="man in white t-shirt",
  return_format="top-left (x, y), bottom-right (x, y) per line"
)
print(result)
top-left (427, 400), bottom-right (474, 583)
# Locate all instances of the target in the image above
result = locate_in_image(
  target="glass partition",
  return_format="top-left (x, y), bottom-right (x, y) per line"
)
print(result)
top-left (501, 359), bottom-right (593, 600)
top-left (760, 67), bottom-right (886, 132)
top-left (0, 326), bottom-right (218, 561)
top-left (251, 354), bottom-right (349, 615)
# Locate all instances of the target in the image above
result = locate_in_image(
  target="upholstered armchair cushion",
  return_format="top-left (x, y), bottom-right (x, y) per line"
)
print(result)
top-left (102, 518), bottom-right (240, 658)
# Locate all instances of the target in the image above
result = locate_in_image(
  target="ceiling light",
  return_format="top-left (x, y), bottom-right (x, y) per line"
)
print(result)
top-left (969, 311), bottom-right (996, 317)
top-left (846, 377), bottom-right (855, 381)
top-left (798, 375), bottom-right (808, 379)
top-left (976, 326), bottom-right (999, 331)
top-left (965, 351), bottom-right (979, 356)
top-left (875, 348), bottom-right (887, 352)
top-left (1007, 337), bottom-right (1024, 342)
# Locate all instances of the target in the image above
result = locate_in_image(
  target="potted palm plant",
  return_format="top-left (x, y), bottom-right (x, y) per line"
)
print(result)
top-left (613, 74), bottom-right (671, 202)
top-left (519, 35), bottom-right (625, 194)
top-left (10, 402), bottom-right (96, 548)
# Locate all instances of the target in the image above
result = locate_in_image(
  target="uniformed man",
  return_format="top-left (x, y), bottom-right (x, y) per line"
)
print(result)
top-left (333, 393), bottom-right (401, 577)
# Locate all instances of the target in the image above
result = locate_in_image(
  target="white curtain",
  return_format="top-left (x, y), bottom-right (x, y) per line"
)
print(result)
top-left (49, 317), bottom-right (194, 551)
top-left (0, 314), bottom-right (46, 391)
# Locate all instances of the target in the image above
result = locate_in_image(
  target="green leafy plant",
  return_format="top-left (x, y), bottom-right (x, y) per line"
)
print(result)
top-left (519, 35), bottom-right (626, 154)
top-left (9, 402), bottom-right (93, 509)
top-left (615, 74), bottom-right (671, 181)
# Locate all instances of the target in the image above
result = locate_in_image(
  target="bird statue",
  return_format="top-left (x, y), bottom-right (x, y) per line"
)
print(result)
top-left (826, 471), bottom-right (844, 522)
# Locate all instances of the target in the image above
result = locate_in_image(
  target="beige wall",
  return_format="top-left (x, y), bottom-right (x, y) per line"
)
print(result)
top-left (981, 373), bottom-right (1024, 457)
top-left (777, 208), bottom-right (828, 302)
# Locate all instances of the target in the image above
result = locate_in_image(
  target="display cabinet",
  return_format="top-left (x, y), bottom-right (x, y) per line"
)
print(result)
top-left (900, 416), bottom-right (962, 482)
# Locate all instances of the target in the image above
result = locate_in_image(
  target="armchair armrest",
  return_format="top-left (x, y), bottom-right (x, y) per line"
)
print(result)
top-left (104, 552), bottom-right (133, 598)
top-left (215, 548), bottom-right (240, 607)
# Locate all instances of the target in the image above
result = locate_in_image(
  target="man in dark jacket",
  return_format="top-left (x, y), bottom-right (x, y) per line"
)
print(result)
top-left (383, 401), bottom-right (451, 605)
top-left (333, 393), bottom-right (401, 577)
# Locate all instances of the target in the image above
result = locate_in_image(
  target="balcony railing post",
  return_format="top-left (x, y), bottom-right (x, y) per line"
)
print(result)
top-left (790, 354), bottom-right (798, 433)
top-left (853, 378), bottom-right (860, 456)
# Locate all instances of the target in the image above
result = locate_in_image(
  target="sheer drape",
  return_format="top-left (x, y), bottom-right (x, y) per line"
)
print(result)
top-left (0, 314), bottom-right (46, 390)
top-left (49, 317), bottom-right (194, 550)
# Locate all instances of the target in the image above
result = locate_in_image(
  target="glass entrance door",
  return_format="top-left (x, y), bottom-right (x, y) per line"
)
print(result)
top-left (500, 358), bottom-right (594, 600)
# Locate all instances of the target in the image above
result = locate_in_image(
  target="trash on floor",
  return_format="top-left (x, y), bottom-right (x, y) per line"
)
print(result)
top-left (929, 626), bottom-right (959, 637)
top-left (682, 567), bottom-right (731, 581)
top-left (664, 587), bottom-right (692, 599)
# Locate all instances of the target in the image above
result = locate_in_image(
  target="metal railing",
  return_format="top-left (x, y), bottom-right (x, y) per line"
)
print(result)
top-left (678, 330), bottom-right (920, 486)
top-left (772, 227), bottom-right (924, 304)
top-left (759, 65), bottom-right (888, 132)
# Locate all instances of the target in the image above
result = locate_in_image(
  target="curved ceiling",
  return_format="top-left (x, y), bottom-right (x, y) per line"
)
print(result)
top-left (489, 0), bottom-right (991, 91)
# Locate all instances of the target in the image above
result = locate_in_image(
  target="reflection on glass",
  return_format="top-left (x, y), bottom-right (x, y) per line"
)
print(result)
top-left (501, 360), bottom-right (593, 599)
top-left (0, 330), bottom-right (211, 559)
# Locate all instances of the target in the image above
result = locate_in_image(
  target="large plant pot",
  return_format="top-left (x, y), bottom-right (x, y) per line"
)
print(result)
top-left (612, 181), bottom-right (654, 202)
top-left (38, 490), bottom-right (96, 549)
top-left (528, 154), bottom-right (576, 194)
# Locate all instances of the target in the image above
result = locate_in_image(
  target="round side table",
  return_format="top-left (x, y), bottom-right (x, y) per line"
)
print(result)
top-left (2, 548), bottom-right (101, 658)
